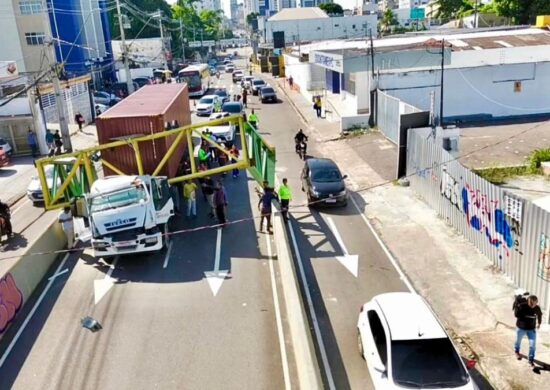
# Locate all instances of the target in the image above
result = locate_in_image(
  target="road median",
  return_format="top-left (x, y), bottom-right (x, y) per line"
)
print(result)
top-left (272, 205), bottom-right (323, 389)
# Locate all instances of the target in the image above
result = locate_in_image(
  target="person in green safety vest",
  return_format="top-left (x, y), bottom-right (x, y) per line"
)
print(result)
top-left (248, 109), bottom-right (258, 129)
top-left (277, 178), bottom-right (292, 223)
top-left (198, 142), bottom-right (210, 168)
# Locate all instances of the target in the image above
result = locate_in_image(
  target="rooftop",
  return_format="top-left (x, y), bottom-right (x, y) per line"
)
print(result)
top-left (100, 84), bottom-right (186, 118)
top-left (268, 7), bottom-right (328, 22)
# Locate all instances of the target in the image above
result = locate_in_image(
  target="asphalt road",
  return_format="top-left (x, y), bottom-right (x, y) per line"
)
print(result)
top-left (0, 54), bottom-right (293, 390)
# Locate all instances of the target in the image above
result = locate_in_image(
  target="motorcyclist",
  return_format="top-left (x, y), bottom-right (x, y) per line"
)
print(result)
top-left (294, 129), bottom-right (308, 154)
top-left (0, 199), bottom-right (13, 237)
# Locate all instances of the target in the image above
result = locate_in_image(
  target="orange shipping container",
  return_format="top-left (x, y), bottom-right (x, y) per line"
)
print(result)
top-left (96, 84), bottom-right (191, 178)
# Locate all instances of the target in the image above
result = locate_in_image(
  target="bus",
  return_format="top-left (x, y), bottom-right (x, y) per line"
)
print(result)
top-left (178, 64), bottom-right (210, 97)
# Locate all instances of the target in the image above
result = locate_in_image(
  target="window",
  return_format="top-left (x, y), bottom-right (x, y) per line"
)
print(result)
top-left (19, 0), bottom-right (42, 15)
top-left (367, 310), bottom-right (387, 365)
top-left (25, 32), bottom-right (45, 45)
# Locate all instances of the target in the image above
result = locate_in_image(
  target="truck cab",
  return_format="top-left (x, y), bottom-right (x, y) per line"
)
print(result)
top-left (87, 175), bottom-right (174, 257)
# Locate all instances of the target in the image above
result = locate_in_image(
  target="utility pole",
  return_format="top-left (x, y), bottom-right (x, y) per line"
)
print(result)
top-left (115, 0), bottom-right (134, 95)
top-left (473, 0), bottom-right (479, 28)
top-left (368, 28), bottom-right (376, 127)
top-left (439, 39), bottom-right (445, 127)
top-left (41, 0), bottom-right (72, 152)
top-left (180, 19), bottom-right (185, 63)
top-left (157, 9), bottom-right (168, 69)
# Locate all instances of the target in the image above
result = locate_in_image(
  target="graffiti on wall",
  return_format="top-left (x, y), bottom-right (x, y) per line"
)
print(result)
top-left (0, 273), bottom-right (23, 334)
top-left (539, 234), bottom-right (550, 281)
top-left (440, 165), bottom-right (461, 210)
top-left (461, 184), bottom-right (520, 258)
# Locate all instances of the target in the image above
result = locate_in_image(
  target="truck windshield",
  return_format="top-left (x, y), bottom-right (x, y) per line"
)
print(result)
top-left (89, 185), bottom-right (148, 213)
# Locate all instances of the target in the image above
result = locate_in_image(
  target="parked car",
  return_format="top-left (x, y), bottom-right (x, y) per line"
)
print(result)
top-left (209, 101), bottom-right (244, 120)
top-left (196, 95), bottom-right (221, 116)
top-left (259, 86), bottom-right (277, 103)
top-left (133, 77), bottom-right (152, 88)
top-left (251, 78), bottom-right (267, 95)
top-left (357, 293), bottom-right (476, 390)
top-left (232, 70), bottom-right (244, 83)
top-left (110, 82), bottom-right (139, 99)
top-left (0, 137), bottom-right (13, 156)
top-left (0, 149), bottom-right (9, 168)
top-left (225, 64), bottom-right (235, 73)
top-left (301, 158), bottom-right (347, 207)
top-left (205, 125), bottom-right (236, 144)
top-left (242, 75), bottom-right (254, 89)
top-left (213, 88), bottom-right (230, 103)
top-left (26, 159), bottom-right (75, 204)
top-left (94, 103), bottom-right (110, 115)
top-left (93, 91), bottom-right (121, 106)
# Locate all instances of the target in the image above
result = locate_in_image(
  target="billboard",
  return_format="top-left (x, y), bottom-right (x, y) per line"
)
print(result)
top-left (0, 61), bottom-right (18, 79)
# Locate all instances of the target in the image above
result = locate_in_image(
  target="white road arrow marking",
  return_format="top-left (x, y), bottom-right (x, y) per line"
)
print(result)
top-left (94, 256), bottom-right (119, 305)
top-left (204, 228), bottom-right (228, 296)
top-left (48, 268), bottom-right (68, 281)
top-left (326, 217), bottom-right (359, 277)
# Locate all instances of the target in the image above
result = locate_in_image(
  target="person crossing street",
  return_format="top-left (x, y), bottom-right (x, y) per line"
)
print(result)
top-left (277, 178), bottom-right (292, 223)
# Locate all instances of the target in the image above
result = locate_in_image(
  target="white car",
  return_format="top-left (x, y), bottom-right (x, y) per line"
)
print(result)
top-left (205, 125), bottom-right (236, 143)
top-left (242, 75), bottom-right (254, 89)
top-left (196, 95), bottom-right (221, 116)
top-left (27, 158), bottom-right (76, 204)
top-left (357, 293), bottom-right (477, 390)
top-left (0, 137), bottom-right (13, 156)
top-left (251, 78), bottom-right (267, 95)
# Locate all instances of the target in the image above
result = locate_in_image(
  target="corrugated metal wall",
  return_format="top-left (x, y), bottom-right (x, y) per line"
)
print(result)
top-left (377, 89), bottom-right (421, 144)
top-left (407, 129), bottom-right (550, 318)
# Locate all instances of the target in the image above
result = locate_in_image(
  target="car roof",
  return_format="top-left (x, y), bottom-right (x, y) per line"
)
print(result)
top-left (373, 293), bottom-right (447, 341)
top-left (223, 102), bottom-right (242, 107)
top-left (201, 95), bottom-right (218, 100)
top-left (253, 79), bottom-right (265, 83)
top-left (307, 158), bottom-right (339, 170)
top-left (214, 89), bottom-right (228, 93)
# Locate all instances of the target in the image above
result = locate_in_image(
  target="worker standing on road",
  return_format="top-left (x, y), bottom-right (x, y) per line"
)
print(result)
top-left (230, 144), bottom-right (240, 179)
top-left (58, 206), bottom-right (74, 249)
top-left (198, 142), bottom-right (210, 168)
top-left (214, 182), bottom-right (228, 225)
top-left (248, 109), bottom-right (258, 129)
top-left (242, 87), bottom-right (248, 108)
top-left (202, 176), bottom-right (216, 218)
top-left (45, 129), bottom-right (55, 151)
top-left (258, 184), bottom-right (278, 234)
top-left (277, 178), bottom-right (292, 223)
top-left (183, 180), bottom-right (198, 218)
top-left (27, 129), bottom-right (38, 158)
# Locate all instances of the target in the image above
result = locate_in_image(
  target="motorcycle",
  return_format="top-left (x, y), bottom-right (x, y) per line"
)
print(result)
top-left (295, 140), bottom-right (307, 160)
top-left (0, 206), bottom-right (12, 244)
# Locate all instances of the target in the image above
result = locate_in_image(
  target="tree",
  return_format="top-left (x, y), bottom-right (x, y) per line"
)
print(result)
top-left (319, 3), bottom-right (344, 16)
top-left (378, 9), bottom-right (398, 35)
top-left (108, 0), bottom-right (173, 40)
top-left (433, 0), bottom-right (472, 20)
top-left (493, 0), bottom-right (550, 24)
top-left (246, 12), bottom-right (259, 27)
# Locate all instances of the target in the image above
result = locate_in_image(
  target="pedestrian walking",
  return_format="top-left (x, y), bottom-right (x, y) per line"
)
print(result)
top-left (258, 184), bottom-right (278, 234)
top-left (514, 294), bottom-right (542, 366)
top-left (242, 88), bottom-right (248, 108)
top-left (27, 129), bottom-right (38, 157)
top-left (202, 176), bottom-right (216, 218)
top-left (45, 129), bottom-right (55, 151)
top-left (288, 75), bottom-right (294, 89)
top-left (277, 178), bottom-right (292, 223)
top-left (58, 206), bottom-right (74, 249)
top-left (75, 112), bottom-right (85, 130)
top-left (313, 96), bottom-right (322, 118)
top-left (218, 143), bottom-right (228, 177)
top-left (230, 144), bottom-right (240, 179)
top-left (214, 182), bottom-right (228, 225)
top-left (53, 130), bottom-right (63, 155)
top-left (183, 180), bottom-right (198, 218)
top-left (248, 109), bottom-right (258, 129)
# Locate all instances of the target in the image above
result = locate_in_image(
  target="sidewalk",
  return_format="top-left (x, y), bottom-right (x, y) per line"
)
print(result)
top-left (275, 78), bottom-right (550, 389)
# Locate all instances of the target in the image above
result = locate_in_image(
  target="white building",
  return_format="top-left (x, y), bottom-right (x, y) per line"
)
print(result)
top-left (399, 0), bottom-right (429, 8)
top-left (283, 27), bottom-right (550, 129)
top-left (298, 0), bottom-right (332, 7)
top-left (264, 7), bottom-right (377, 44)
top-left (193, 0), bottom-right (222, 12)
top-left (277, 0), bottom-right (297, 10)
top-left (244, 0), bottom-right (260, 20)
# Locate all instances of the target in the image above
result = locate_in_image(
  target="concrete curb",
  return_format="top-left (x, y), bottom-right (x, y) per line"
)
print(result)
top-left (272, 206), bottom-right (323, 389)
top-left (277, 83), bottom-right (310, 125)
top-left (0, 217), bottom-right (66, 342)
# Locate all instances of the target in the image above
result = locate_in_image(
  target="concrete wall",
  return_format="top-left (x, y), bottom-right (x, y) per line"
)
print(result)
top-left (0, 0), bottom-right (28, 73)
top-left (283, 54), bottom-right (324, 92)
top-left (379, 62), bottom-right (550, 121)
top-left (265, 14), bottom-right (377, 44)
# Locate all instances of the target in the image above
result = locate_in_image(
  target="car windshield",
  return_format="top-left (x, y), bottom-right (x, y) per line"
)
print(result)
top-left (262, 88), bottom-right (274, 93)
top-left (391, 338), bottom-right (469, 388)
top-left (311, 168), bottom-right (342, 183)
top-left (180, 74), bottom-right (201, 88)
top-left (253, 80), bottom-right (264, 85)
top-left (89, 185), bottom-right (148, 213)
top-left (222, 104), bottom-right (241, 113)
top-left (200, 98), bottom-right (214, 104)
top-left (215, 90), bottom-right (228, 97)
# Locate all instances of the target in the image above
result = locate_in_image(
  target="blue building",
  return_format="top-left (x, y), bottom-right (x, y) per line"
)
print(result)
top-left (48, 0), bottom-right (115, 83)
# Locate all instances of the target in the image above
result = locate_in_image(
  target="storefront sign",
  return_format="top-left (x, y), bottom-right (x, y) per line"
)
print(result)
top-left (312, 52), bottom-right (343, 73)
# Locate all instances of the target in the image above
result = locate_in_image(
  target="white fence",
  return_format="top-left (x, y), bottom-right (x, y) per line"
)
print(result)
top-left (41, 81), bottom-right (92, 125)
top-left (377, 89), bottom-right (421, 144)
top-left (407, 128), bottom-right (550, 319)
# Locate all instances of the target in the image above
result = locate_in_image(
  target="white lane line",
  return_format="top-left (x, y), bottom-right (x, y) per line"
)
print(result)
top-left (11, 199), bottom-right (31, 215)
top-left (214, 228), bottom-right (222, 271)
top-left (349, 194), bottom-right (416, 293)
top-left (48, 268), bottom-right (68, 281)
top-left (0, 252), bottom-right (72, 368)
top-left (265, 232), bottom-right (291, 390)
top-left (288, 220), bottom-right (336, 390)
top-left (163, 241), bottom-right (174, 269)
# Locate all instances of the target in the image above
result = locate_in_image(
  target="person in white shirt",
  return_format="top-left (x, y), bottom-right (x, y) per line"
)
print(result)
top-left (58, 206), bottom-right (74, 249)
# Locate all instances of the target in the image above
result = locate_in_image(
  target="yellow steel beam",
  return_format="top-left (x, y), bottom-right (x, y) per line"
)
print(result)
top-left (168, 160), bottom-right (248, 185)
top-left (101, 159), bottom-right (127, 176)
top-left (132, 140), bottom-right (144, 175)
top-left (193, 129), bottom-right (238, 160)
top-left (152, 130), bottom-right (186, 176)
top-left (49, 155), bottom-right (83, 205)
top-left (186, 130), bottom-right (196, 174)
top-left (36, 159), bottom-right (52, 207)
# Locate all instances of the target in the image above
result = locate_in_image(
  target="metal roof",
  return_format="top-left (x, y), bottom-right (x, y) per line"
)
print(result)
top-left (101, 84), bottom-right (187, 118)
top-left (268, 7), bottom-right (328, 22)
